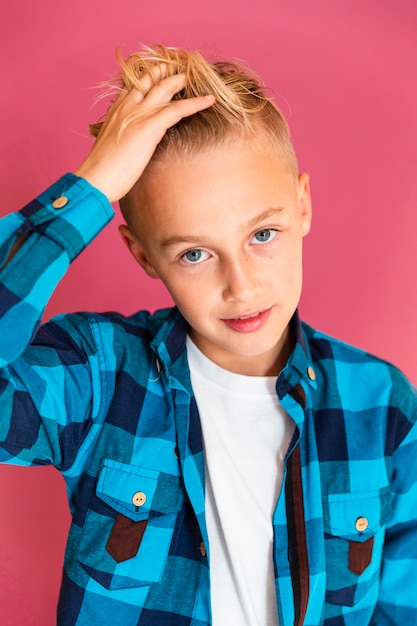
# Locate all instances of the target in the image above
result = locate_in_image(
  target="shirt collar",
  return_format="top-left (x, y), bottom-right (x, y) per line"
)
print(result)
top-left (150, 307), bottom-right (188, 370)
top-left (277, 311), bottom-right (317, 397)
top-left (150, 307), bottom-right (317, 393)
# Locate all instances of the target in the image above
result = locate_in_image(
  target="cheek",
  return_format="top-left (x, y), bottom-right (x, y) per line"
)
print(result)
top-left (168, 274), bottom-right (220, 323)
top-left (268, 246), bottom-right (304, 300)
top-left (270, 237), bottom-right (303, 275)
top-left (158, 273), bottom-right (203, 312)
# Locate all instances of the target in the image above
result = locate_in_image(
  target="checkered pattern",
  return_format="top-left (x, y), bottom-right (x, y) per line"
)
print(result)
top-left (1, 176), bottom-right (416, 625)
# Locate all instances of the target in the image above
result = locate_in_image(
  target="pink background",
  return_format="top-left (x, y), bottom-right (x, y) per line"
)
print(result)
top-left (0, 0), bottom-right (416, 623)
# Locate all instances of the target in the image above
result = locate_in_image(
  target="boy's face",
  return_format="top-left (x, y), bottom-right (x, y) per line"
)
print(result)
top-left (121, 136), bottom-right (312, 376)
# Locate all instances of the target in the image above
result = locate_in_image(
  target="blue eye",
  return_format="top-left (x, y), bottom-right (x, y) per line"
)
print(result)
top-left (252, 229), bottom-right (277, 244)
top-left (181, 249), bottom-right (210, 264)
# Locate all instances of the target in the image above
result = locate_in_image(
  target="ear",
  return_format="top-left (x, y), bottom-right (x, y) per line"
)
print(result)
top-left (118, 224), bottom-right (160, 279)
top-left (297, 172), bottom-right (312, 237)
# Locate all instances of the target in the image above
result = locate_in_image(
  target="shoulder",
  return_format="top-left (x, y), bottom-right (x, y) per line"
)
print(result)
top-left (302, 320), bottom-right (411, 377)
top-left (32, 307), bottom-right (174, 360)
top-left (301, 320), bottom-right (417, 424)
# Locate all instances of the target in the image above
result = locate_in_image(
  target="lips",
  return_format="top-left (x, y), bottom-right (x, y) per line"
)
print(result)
top-left (221, 308), bottom-right (271, 333)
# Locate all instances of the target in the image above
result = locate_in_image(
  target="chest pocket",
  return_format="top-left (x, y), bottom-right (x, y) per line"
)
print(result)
top-left (323, 488), bottom-right (392, 607)
top-left (76, 458), bottom-right (184, 590)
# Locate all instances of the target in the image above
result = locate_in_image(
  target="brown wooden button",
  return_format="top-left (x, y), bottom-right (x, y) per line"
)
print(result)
top-left (52, 196), bottom-right (69, 209)
top-left (307, 366), bottom-right (316, 381)
top-left (200, 542), bottom-right (206, 557)
top-left (132, 491), bottom-right (147, 507)
top-left (355, 516), bottom-right (369, 532)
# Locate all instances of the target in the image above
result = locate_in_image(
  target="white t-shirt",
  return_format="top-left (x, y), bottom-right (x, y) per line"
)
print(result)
top-left (186, 337), bottom-right (295, 626)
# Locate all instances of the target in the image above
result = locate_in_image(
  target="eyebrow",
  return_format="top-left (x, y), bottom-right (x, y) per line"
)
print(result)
top-left (160, 207), bottom-right (285, 249)
top-left (244, 207), bottom-right (285, 230)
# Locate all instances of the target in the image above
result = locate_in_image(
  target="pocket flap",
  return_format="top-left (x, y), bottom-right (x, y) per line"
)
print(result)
top-left (96, 458), bottom-right (183, 522)
top-left (323, 488), bottom-right (392, 541)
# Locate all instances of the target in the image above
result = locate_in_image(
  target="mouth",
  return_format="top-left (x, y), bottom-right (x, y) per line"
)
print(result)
top-left (221, 308), bottom-right (272, 333)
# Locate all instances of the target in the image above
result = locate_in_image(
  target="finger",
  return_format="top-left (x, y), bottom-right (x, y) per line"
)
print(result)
top-left (109, 72), bottom-right (188, 130)
top-left (99, 64), bottom-right (170, 133)
top-left (94, 81), bottom-right (147, 142)
top-left (121, 63), bottom-right (169, 103)
top-left (141, 72), bottom-right (188, 108)
top-left (151, 93), bottom-right (215, 130)
top-left (94, 89), bottom-right (131, 139)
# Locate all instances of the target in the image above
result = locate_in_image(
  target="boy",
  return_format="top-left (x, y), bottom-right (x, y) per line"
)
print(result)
top-left (0, 45), bottom-right (416, 626)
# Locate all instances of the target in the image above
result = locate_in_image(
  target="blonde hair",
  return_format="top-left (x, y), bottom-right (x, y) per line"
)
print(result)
top-left (90, 45), bottom-right (298, 220)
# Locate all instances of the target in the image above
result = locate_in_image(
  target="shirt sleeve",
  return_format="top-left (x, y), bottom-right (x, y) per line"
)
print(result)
top-left (0, 175), bottom-right (114, 469)
top-left (0, 173), bottom-right (113, 366)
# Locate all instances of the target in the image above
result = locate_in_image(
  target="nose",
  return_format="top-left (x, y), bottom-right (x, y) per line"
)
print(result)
top-left (221, 253), bottom-right (261, 302)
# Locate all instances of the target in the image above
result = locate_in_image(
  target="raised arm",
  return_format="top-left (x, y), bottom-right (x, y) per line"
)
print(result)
top-left (0, 69), bottom-right (214, 365)
top-left (0, 69), bottom-right (213, 468)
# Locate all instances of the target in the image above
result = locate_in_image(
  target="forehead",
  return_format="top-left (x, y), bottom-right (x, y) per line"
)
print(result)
top-left (131, 136), bottom-right (296, 229)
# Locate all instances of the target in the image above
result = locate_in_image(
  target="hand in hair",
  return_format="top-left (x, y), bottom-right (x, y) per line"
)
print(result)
top-left (75, 66), bottom-right (214, 203)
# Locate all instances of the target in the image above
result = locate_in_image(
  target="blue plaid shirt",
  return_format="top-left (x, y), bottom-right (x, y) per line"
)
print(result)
top-left (1, 174), bottom-right (416, 625)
